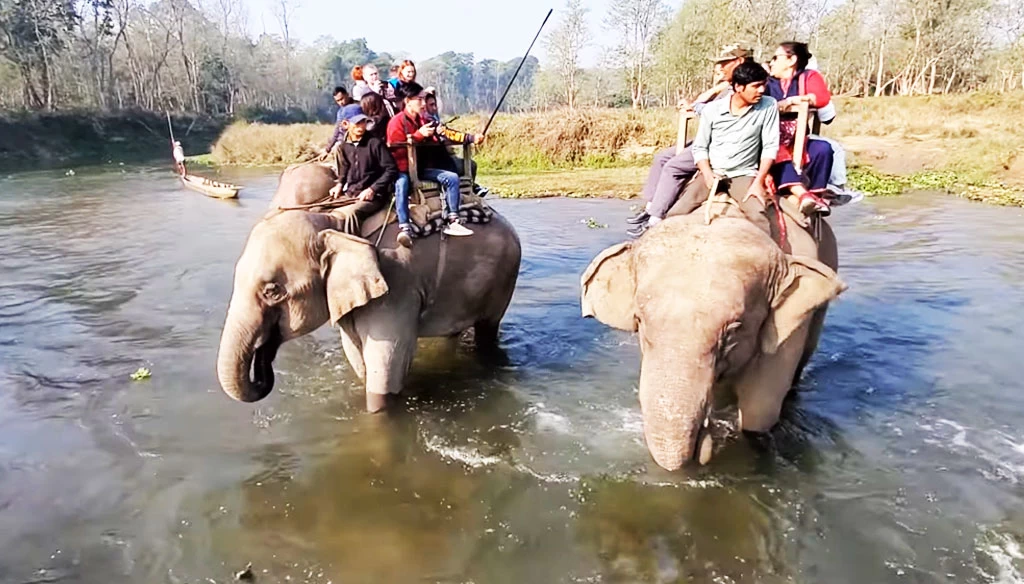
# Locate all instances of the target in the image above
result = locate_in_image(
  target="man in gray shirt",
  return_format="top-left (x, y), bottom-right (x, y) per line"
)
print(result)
top-left (627, 44), bottom-right (751, 238)
top-left (685, 60), bottom-right (780, 234)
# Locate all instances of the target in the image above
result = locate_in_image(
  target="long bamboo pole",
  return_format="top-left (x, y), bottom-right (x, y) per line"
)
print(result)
top-left (481, 9), bottom-right (553, 136)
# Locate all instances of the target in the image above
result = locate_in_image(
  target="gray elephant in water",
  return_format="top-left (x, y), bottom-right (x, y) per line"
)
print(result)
top-left (581, 201), bottom-right (845, 470)
top-left (216, 207), bottom-right (521, 412)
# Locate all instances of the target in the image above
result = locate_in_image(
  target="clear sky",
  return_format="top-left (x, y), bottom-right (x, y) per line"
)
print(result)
top-left (244, 0), bottom-right (683, 66)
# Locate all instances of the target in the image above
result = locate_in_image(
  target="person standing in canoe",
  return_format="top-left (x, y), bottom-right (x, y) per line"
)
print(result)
top-left (172, 140), bottom-right (186, 177)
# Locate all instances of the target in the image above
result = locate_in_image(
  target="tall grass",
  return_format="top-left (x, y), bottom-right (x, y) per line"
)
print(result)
top-left (464, 108), bottom-right (677, 171)
top-left (210, 121), bottom-right (330, 165)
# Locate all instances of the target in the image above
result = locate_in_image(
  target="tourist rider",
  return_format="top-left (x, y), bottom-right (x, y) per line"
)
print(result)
top-left (688, 60), bottom-right (780, 235)
top-left (329, 105), bottom-right (398, 234)
top-left (387, 82), bottom-right (474, 247)
top-left (626, 44), bottom-right (751, 238)
top-left (766, 41), bottom-right (834, 215)
top-left (351, 65), bottom-right (371, 100)
top-left (423, 88), bottom-right (488, 196)
top-left (361, 63), bottom-right (396, 117)
top-left (386, 60), bottom-right (417, 115)
top-left (360, 92), bottom-right (391, 141)
top-left (324, 86), bottom-right (354, 156)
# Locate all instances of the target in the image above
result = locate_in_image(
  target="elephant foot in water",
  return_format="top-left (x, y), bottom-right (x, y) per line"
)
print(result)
top-left (366, 391), bottom-right (394, 413)
top-left (696, 424), bottom-right (714, 465)
top-left (472, 320), bottom-right (510, 366)
top-left (473, 320), bottom-right (500, 347)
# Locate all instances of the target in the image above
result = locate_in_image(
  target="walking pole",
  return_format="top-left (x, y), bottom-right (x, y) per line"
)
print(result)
top-left (481, 9), bottom-right (553, 137)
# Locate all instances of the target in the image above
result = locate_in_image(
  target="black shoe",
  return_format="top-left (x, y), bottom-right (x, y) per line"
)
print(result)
top-left (626, 221), bottom-right (649, 239)
top-left (626, 210), bottom-right (650, 225)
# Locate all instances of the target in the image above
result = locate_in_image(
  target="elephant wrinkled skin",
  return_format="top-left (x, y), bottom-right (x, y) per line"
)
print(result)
top-left (216, 206), bottom-right (521, 412)
top-left (581, 206), bottom-right (845, 470)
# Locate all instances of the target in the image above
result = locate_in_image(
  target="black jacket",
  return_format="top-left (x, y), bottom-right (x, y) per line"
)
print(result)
top-left (337, 135), bottom-right (398, 197)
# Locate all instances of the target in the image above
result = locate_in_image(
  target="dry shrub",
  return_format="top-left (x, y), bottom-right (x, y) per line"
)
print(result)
top-left (211, 121), bottom-right (332, 165)
top-left (470, 107), bottom-right (677, 171)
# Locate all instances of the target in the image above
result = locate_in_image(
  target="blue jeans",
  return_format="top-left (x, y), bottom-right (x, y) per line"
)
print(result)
top-left (420, 167), bottom-right (461, 219)
top-left (395, 173), bottom-right (411, 225)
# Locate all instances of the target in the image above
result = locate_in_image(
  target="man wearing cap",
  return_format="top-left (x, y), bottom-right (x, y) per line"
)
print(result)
top-left (323, 86), bottom-right (355, 156)
top-left (328, 105), bottom-right (398, 233)
top-left (626, 43), bottom-right (751, 238)
top-left (387, 81), bottom-right (474, 246)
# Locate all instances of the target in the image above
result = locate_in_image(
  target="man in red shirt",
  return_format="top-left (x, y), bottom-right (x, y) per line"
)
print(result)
top-left (386, 81), bottom-right (473, 247)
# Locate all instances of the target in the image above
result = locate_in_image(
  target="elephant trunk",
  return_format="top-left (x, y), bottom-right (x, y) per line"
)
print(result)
top-left (638, 346), bottom-right (716, 471)
top-left (216, 307), bottom-right (280, 403)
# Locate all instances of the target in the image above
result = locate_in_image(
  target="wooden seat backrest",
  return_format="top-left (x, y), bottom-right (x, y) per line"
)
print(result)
top-left (791, 102), bottom-right (821, 174)
top-left (403, 135), bottom-right (474, 206)
top-left (676, 111), bottom-right (698, 155)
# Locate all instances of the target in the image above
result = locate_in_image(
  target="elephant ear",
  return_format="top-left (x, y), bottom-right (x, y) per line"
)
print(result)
top-left (761, 255), bottom-right (846, 354)
top-left (319, 230), bottom-right (389, 324)
top-left (580, 242), bottom-right (637, 332)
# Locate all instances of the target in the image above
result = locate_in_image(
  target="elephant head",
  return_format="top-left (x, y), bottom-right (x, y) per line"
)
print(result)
top-left (581, 216), bottom-right (845, 470)
top-left (216, 211), bottom-right (388, 402)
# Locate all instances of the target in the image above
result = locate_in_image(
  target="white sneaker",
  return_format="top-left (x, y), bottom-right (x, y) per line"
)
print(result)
top-left (443, 220), bottom-right (474, 237)
top-left (396, 229), bottom-right (413, 248)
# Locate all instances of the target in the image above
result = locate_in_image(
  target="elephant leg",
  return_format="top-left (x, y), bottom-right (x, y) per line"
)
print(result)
top-left (355, 304), bottom-right (420, 413)
top-left (734, 321), bottom-right (812, 432)
top-left (472, 319), bottom-right (509, 366)
top-left (794, 306), bottom-right (828, 383)
top-left (338, 316), bottom-right (366, 381)
top-left (473, 319), bottom-right (500, 347)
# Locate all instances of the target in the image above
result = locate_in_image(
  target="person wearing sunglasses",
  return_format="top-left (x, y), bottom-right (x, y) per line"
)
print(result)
top-left (766, 42), bottom-right (835, 215)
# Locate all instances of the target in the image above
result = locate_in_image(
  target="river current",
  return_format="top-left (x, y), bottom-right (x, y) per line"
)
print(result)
top-left (1, 165), bottom-right (1023, 583)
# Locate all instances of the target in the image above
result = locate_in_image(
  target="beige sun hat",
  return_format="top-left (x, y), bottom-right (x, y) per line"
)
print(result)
top-left (709, 43), bottom-right (752, 63)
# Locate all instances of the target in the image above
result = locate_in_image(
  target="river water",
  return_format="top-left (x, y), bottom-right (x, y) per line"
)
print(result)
top-left (1, 164), bottom-right (1023, 583)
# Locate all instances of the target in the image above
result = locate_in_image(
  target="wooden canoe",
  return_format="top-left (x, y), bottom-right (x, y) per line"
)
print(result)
top-left (181, 174), bottom-right (241, 199)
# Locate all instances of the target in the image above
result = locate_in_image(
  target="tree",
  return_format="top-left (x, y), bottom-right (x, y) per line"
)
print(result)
top-left (604, 0), bottom-right (667, 109)
top-left (419, 51), bottom-right (474, 112)
top-left (544, 0), bottom-right (588, 109)
top-left (0, 0), bottom-right (78, 109)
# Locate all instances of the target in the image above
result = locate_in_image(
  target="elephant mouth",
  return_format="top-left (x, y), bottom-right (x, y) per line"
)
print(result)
top-left (251, 324), bottom-right (283, 398)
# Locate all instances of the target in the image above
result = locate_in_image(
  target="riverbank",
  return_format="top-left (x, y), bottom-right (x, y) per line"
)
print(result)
top-left (0, 110), bottom-right (225, 172)
top-left (207, 92), bottom-right (1024, 206)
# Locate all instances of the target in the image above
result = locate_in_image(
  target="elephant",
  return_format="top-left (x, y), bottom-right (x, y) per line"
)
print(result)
top-left (581, 198), bottom-right (845, 470)
top-left (216, 206), bottom-right (521, 412)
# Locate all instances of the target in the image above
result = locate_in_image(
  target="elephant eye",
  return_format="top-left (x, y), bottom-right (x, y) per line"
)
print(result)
top-left (261, 282), bottom-right (287, 304)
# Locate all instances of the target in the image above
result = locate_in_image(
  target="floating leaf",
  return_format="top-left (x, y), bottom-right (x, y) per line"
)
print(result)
top-left (130, 367), bottom-right (151, 381)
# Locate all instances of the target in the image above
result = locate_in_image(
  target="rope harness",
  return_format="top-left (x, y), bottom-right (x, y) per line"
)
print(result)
top-left (703, 177), bottom-right (790, 250)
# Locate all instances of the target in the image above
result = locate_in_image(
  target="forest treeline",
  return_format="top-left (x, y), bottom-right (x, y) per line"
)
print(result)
top-left (1, 0), bottom-right (1023, 118)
